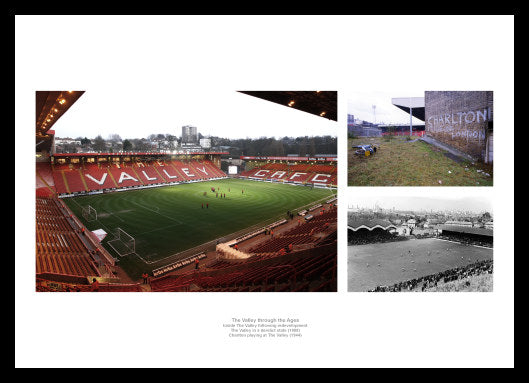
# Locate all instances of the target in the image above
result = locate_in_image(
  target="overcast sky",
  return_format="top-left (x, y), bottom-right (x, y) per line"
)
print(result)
top-left (348, 195), bottom-right (492, 214)
top-left (347, 91), bottom-right (425, 125)
top-left (50, 89), bottom-right (338, 140)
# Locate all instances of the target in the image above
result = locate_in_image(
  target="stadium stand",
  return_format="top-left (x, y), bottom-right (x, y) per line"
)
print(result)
top-left (52, 163), bottom-right (72, 171)
top-left (144, 202), bottom-right (337, 292)
top-left (153, 161), bottom-right (181, 182)
top-left (309, 164), bottom-right (337, 174)
top-left (249, 211), bottom-right (337, 254)
top-left (36, 162), bottom-right (56, 196)
top-left (149, 243), bottom-right (337, 292)
top-left (36, 278), bottom-right (143, 292)
top-left (348, 228), bottom-right (406, 245)
top-left (369, 259), bottom-right (493, 292)
top-left (134, 164), bottom-right (164, 185)
top-left (203, 160), bottom-right (225, 177)
top-left (63, 169), bottom-right (87, 193)
top-left (34, 195), bottom-right (146, 291)
top-left (109, 164), bottom-right (143, 188)
top-left (439, 225), bottom-right (493, 247)
top-left (82, 164), bottom-right (118, 190)
top-left (347, 218), bottom-right (405, 245)
top-left (49, 158), bottom-right (228, 196)
top-left (52, 169), bottom-right (70, 194)
top-left (35, 197), bottom-right (100, 278)
top-left (239, 161), bottom-right (337, 186)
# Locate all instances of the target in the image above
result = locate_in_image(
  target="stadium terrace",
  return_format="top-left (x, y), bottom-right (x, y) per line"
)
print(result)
top-left (39, 152), bottom-right (228, 197)
top-left (238, 156), bottom-right (337, 188)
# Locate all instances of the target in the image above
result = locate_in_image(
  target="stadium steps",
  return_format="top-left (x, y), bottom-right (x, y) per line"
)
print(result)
top-left (136, 166), bottom-right (163, 185)
top-left (109, 166), bottom-right (143, 187)
top-left (49, 171), bottom-right (64, 194)
top-left (78, 169), bottom-right (89, 192)
top-left (196, 160), bottom-right (226, 178)
top-left (35, 197), bottom-right (107, 281)
top-left (130, 167), bottom-right (145, 185)
top-left (188, 161), bottom-right (212, 179)
top-left (168, 161), bottom-right (189, 180)
top-left (82, 166), bottom-right (116, 190)
top-left (36, 163), bottom-right (55, 187)
top-left (106, 168), bottom-right (119, 188)
top-left (62, 170), bottom-right (86, 193)
top-left (36, 172), bottom-right (56, 197)
top-left (172, 161), bottom-right (202, 181)
top-left (203, 160), bottom-right (226, 177)
top-left (60, 170), bottom-right (71, 194)
top-left (152, 161), bottom-right (179, 183)
top-left (151, 164), bottom-right (170, 182)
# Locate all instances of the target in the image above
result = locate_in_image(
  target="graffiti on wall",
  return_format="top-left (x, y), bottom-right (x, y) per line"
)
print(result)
top-left (427, 108), bottom-right (491, 141)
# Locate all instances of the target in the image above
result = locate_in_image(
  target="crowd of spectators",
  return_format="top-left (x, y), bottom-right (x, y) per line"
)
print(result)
top-left (369, 259), bottom-right (493, 292)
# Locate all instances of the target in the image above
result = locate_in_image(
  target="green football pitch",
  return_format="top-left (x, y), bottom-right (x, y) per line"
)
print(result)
top-left (63, 178), bottom-right (336, 279)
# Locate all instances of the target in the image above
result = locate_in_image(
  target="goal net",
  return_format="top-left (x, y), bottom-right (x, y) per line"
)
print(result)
top-left (107, 228), bottom-right (136, 257)
top-left (82, 205), bottom-right (97, 222)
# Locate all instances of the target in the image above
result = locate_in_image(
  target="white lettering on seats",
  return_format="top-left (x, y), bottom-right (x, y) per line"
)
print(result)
top-left (85, 173), bottom-right (107, 185)
top-left (117, 172), bottom-right (138, 184)
top-left (254, 170), bottom-right (270, 177)
top-left (182, 168), bottom-right (195, 177)
top-left (289, 172), bottom-right (306, 180)
top-left (271, 171), bottom-right (286, 178)
top-left (196, 166), bottom-right (208, 175)
top-left (162, 169), bottom-right (177, 179)
top-left (142, 170), bottom-right (157, 181)
top-left (311, 174), bottom-right (331, 183)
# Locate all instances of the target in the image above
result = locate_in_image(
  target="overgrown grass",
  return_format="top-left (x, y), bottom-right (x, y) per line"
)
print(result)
top-left (348, 137), bottom-right (493, 186)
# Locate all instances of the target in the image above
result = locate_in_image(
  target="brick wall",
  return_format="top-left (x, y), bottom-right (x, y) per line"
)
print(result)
top-left (425, 91), bottom-right (493, 161)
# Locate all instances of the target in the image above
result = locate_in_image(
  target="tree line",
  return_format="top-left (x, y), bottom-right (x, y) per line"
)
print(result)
top-left (62, 134), bottom-right (337, 156)
top-left (210, 135), bottom-right (337, 157)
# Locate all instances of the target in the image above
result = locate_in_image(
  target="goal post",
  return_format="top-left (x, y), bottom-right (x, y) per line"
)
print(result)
top-left (82, 205), bottom-right (97, 222)
top-left (107, 227), bottom-right (136, 257)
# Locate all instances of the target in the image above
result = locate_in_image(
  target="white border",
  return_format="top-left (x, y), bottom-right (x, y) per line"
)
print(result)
top-left (16, 15), bottom-right (514, 368)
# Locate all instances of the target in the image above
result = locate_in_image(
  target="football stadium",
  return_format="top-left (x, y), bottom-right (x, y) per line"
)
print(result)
top-left (35, 91), bottom-right (338, 292)
top-left (347, 217), bottom-right (493, 292)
